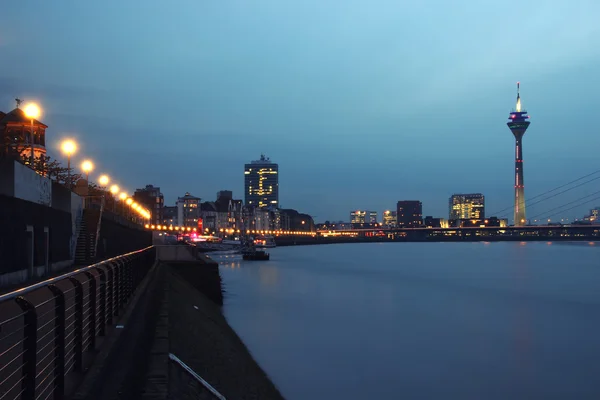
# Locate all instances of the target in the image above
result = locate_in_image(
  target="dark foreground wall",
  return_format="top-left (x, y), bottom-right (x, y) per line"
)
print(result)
top-left (0, 194), bottom-right (72, 275)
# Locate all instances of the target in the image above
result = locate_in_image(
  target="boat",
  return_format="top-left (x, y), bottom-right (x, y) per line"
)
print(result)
top-left (243, 250), bottom-right (270, 261)
top-left (253, 235), bottom-right (276, 248)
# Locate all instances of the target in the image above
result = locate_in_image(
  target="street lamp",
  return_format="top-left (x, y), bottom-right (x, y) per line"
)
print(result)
top-left (110, 185), bottom-right (119, 195)
top-left (23, 103), bottom-right (41, 166)
top-left (98, 174), bottom-right (109, 187)
top-left (81, 160), bottom-right (94, 181)
top-left (60, 139), bottom-right (77, 186)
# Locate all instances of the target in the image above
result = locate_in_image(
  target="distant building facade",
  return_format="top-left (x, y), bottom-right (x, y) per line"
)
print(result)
top-left (449, 193), bottom-right (485, 220)
top-left (382, 210), bottom-right (397, 227)
top-left (424, 216), bottom-right (448, 228)
top-left (162, 206), bottom-right (177, 226)
top-left (177, 192), bottom-right (201, 227)
top-left (133, 184), bottom-right (164, 225)
top-left (244, 154), bottom-right (279, 208)
top-left (350, 210), bottom-right (377, 225)
top-left (397, 201), bottom-right (423, 228)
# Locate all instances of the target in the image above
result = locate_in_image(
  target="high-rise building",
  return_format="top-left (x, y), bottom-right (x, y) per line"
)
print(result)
top-left (350, 210), bottom-right (377, 225)
top-left (449, 193), bottom-right (485, 220)
top-left (397, 201), bottom-right (423, 228)
top-left (382, 210), bottom-right (397, 227)
top-left (133, 185), bottom-right (164, 225)
top-left (507, 82), bottom-right (531, 226)
top-left (177, 192), bottom-right (201, 227)
top-left (244, 154), bottom-right (279, 208)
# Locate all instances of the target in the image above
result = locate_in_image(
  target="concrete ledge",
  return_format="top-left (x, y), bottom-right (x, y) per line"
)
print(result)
top-left (142, 271), bottom-right (170, 400)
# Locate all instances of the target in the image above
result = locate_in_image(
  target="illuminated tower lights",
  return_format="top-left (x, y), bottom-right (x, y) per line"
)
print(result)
top-left (507, 82), bottom-right (531, 226)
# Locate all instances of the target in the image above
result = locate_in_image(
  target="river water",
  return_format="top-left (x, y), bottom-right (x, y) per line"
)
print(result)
top-left (216, 242), bottom-right (600, 399)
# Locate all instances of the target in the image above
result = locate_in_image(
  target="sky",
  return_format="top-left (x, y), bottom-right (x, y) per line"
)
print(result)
top-left (2, 0), bottom-right (600, 222)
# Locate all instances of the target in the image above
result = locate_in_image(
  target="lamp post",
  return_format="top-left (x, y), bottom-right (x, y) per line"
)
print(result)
top-left (119, 192), bottom-right (127, 216)
top-left (23, 103), bottom-right (41, 166)
top-left (60, 139), bottom-right (77, 187)
top-left (110, 185), bottom-right (119, 212)
top-left (81, 160), bottom-right (94, 182)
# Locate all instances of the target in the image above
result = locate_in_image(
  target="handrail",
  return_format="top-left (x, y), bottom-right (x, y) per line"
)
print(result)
top-left (0, 245), bottom-right (154, 303)
top-left (169, 353), bottom-right (227, 400)
top-left (0, 246), bottom-right (156, 400)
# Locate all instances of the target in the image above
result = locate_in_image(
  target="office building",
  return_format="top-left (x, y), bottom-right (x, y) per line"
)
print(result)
top-left (350, 210), bottom-right (377, 225)
top-left (244, 154), bottom-right (279, 208)
top-left (507, 82), bottom-right (531, 226)
top-left (449, 193), bottom-right (485, 220)
top-left (397, 201), bottom-right (423, 228)
top-left (382, 210), bottom-right (397, 227)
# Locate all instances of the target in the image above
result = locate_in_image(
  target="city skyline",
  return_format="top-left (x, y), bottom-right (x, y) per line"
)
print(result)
top-left (2, 1), bottom-right (600, 221)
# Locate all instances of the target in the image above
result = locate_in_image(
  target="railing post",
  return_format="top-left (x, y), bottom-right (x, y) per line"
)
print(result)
top-left (97, 268), bottom-right (107, 336)
top-left (113, 261), bottom-right (121, 316)
top-left (15, 296), bottom-right (37, 400)
top-left (84, 271), bottom-right (96, 350)
top-left (48, 285), bottom-right (65, 400)
top-left (68, 278), bottom-right (84, 371)
top-left (106, 263), bottom-right (115, 324)
top-left (127, 256), bottom-right (135, 297)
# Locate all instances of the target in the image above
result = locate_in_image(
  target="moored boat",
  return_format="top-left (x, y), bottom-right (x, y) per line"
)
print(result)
top-left (253, 235), bottom-right (276, 248)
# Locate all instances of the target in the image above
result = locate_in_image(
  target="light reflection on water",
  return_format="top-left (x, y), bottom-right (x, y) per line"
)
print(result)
top-left (218, 242), bottom-right (600, 400)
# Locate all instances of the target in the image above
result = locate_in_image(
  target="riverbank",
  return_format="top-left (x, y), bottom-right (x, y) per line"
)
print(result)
top-left (166, 264), bottom-right (284, 399)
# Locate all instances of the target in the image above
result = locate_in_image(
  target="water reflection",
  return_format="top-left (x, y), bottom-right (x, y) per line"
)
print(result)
top-left (220, 243), bottom-right (600, 400)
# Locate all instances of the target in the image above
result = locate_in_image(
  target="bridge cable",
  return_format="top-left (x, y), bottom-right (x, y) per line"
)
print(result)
top-left (491, 172), bottom-right (600, 217)
top-left (527, 189), bottom-right (600, 221)
top-left (530, 194), bottom-right (600, 221)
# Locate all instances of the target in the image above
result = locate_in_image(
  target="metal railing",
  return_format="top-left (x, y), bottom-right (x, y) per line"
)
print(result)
top-left (0, 246), bottom-right (156, 400)
top-left (169, 353), bottom-right (226, 400)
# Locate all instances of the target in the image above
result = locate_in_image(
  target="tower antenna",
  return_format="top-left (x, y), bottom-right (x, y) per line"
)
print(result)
top-left (515, 82), bottom-right (522, 112)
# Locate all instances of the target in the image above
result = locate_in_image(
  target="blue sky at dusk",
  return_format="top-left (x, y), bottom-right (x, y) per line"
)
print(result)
top-left (2, 0), bottom-right (600, 222)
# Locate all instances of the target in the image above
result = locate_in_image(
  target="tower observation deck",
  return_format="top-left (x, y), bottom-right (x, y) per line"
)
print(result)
top-left (507, 82), bottom-right (531, 226)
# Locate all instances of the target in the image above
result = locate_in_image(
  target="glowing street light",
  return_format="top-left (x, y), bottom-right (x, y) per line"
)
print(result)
top-left (125, 198), bottom-right (133, 205)
top-left (23, 103), bottom-right (41, 165)
top-left (110, 185), bottom-right (119, 195)
top-left (81, 160), bottom-right (94, 181)
top-left (98, 174), bottom-right (109, 187)
top-left (60, 139), bottom-right (77, 186)
top-left (119, 192), bottom-right (127, 200)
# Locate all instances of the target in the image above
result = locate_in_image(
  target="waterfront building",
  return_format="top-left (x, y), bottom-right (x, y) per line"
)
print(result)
top-left (177, 192), bottom-right (201, 227)
top-left (382, 210), bottom-right (397, 227)
top-left (133, 184), bottom-right (164, 225)
top-left (397, 201), bottom-right (423, 228)
top-left (350, 210), bottom-right (377, 225)
top-left (0, 101), bottom-right (48, 162)
top-left (449, 193), bottom-right (485, 220)
top-left (280, 209), bottom-right (315, 232)
top-left (244, 154), bottom-right (279, 208)
top-left (424, 216), bottom-right (448, 228)
top-left (507, 82), bottom-right (531, 226)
